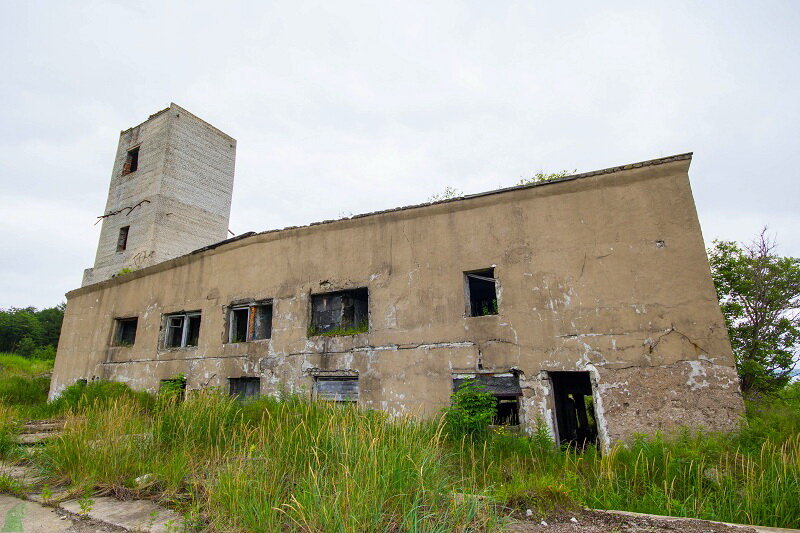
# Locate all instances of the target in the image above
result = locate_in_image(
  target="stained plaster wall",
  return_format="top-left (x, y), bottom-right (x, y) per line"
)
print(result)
top-left (53, 155), bottom-right (744, 446)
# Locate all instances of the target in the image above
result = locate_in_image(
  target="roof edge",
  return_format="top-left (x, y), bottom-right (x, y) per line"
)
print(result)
top-left (69, 152), bottom-right (692, 298)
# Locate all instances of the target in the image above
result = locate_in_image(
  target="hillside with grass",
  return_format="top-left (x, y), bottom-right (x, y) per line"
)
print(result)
top-left (0, 357), bottom-right (797, 531)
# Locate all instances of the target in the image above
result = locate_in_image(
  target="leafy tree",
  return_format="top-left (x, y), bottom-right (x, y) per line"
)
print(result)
top-left (0, 308), bottom-right (43, 353)
top-left (708, 229), bottom-right (800, 395)
top-left (442, 379), bottom-right (497, 438)
top-left (35, 304), bottom-right (65, 348)
top-left (0, 304), bottom-right (65, 355)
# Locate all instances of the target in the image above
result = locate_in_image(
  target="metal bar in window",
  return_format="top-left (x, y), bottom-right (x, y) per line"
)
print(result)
top-left (466, 273), bottom-right (496, 282)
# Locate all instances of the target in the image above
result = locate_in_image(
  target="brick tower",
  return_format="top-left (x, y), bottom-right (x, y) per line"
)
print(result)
top-left (82, 104), bottom-right (236, 286)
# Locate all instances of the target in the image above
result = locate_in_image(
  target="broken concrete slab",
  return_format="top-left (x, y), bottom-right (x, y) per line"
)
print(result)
top-left (0, 494), bottom-right (75, 532)
top-left (60, 496), bottom-right (185, 533)
top-left (598, 509), bottom-right (800, 533)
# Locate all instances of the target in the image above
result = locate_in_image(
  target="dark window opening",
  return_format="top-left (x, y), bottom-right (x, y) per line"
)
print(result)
top-left (494, 396), bottom-right (520, 426)
top-left (230, 307), bottom-right (248, 343)
top-left (466, 268), bottom-right (498, 316)
top-left (163, 312), bottom-right (201, 348)
top-left (550, 371), bottom-right (598, 449)
top-left (124, 147), bottom-right (139, 175)
top-left (314, 376), bottom-right (359, 402)
top-left (228, 302), bottom-right (273, 343)
top-left (113, 317), bottom-right (138, 346)
top-left (453, 373), bottom-right (522, 426)
top-left (116, 226), bottom-right (130, 252)
top-left (229, 377), bottom-right (260, 400)
top-left (310, 288), bottom-right (368, 336)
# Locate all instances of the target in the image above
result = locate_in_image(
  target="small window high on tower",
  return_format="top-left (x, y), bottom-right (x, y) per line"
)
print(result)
top-left (116, 226), bottom-right (130, 252)
top-left (124, 147), bottom-right (139, 175)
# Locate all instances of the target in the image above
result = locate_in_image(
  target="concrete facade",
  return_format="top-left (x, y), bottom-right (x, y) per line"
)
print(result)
top-left (52, 108), bottom-right (745, 447)
top-left (82, 104), bottom-right (235, 286)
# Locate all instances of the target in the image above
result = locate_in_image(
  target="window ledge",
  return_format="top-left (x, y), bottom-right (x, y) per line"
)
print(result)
top-left (158, 346), bottom-right (199, 353)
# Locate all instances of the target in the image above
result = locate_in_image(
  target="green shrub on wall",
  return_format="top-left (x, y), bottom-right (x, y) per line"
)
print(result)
top-left (442, 378), bottom-right (496, 438)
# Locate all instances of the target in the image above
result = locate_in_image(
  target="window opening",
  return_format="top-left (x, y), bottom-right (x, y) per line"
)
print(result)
top-left (124, 147), bottom-right (139, 175)
top-left (116, 226), bottom-right (130, 252)
top-left (550, 371), bottom-right (598, 448)
top-left (310, 288), bottom-right (368, 336)
top-left (229, 377), bottom-right (260, 400)
top-left (228, 302), bottom-right (272, 343)
top-left (113, 317), bottom-right (138, 346)
top-left (465, 268), bottom-right (498, 316)
top-left (314, 376), bottom-right (359, 402)
top-left (163, 311), bottom-right (201, 348)
top-left (452, 373), bottom-right (521, 426)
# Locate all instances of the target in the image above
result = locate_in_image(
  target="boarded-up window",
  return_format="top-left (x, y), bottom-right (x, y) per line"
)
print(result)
top-left (314, 376), bottom-right (359, 402)
top-left (310, 288), bottom-right (368, 336)
top-left (163, 311), bottom-right (201, 348)
top-left (229, 377), bottom-right (260, 400)
top-left (113, 317), bottom-right (138, 346)
top-left (465, 268), bottom-right (498, 316)
top-left (228, 301), bottom-right (272, 343)
top-left (453, 373), bottom-right (521, 426)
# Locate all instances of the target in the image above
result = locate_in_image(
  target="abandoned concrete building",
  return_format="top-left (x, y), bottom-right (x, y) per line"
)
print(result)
top-left (50, 104), bottom-right (745, 449)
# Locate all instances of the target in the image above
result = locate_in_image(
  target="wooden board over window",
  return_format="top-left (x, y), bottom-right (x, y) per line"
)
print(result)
top-left (314, 376), bottom-right (359, 402)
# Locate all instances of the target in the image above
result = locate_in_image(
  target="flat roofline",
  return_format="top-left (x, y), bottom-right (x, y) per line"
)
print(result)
top-left (71, 152), bottom-right (692, 297)
top-left (120, 103), bottom-right (236, 141)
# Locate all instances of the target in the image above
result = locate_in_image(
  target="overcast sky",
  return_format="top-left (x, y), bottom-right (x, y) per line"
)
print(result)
top-left (1, 1), bottom-right (798, 309)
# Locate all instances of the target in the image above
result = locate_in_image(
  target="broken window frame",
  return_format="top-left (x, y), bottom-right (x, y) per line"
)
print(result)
top-left (309, 288), bottom-right (369, 337)
top-left (112, 317), bottom-right (138, 347)
top-left (227, 301), bottom-right (273, 344)
top-left (162, 311), bottom-right (202, 349)
top-left (464, 268), bottom-right (499, 317)
top-left (123, 146), bottom-right (140, 175)
top-left (116, 226), bottom-right (130, 252)
top-left (229, 377), bottom-right (261, 400)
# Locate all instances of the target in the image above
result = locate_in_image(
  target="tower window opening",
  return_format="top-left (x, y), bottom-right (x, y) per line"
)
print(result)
top-left (124, 147), bottom-right (139, 175)
top-left (116, 226), bottom-right (130, 252)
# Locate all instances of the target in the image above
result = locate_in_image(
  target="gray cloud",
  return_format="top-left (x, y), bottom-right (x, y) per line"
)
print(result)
top-left (1, 0), bottom-right (798, 308)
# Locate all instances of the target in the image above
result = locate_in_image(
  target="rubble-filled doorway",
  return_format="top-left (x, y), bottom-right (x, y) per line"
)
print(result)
top-left (549, 371), bottom-right (598, 448)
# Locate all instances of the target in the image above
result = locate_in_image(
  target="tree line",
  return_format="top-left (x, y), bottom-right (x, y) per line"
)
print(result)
top-left (0, 304), bottom-right (64, 359)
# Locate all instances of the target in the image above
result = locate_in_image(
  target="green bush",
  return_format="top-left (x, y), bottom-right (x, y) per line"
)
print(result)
top-left (14, 337), bottom-right (36, 357)
top-left (442, 379), bottom-right (496, 438)
top-left (31, 345), bottom-right (56, 360)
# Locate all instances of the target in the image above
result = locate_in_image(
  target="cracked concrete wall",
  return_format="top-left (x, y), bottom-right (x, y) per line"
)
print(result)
top-left (53, 154), bottom-right (744, 445)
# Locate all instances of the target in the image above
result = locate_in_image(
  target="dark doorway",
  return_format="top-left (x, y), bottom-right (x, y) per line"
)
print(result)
top-left (550, 371), bottom-right (598, 448)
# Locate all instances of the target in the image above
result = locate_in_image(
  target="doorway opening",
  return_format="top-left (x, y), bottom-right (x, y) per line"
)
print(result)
top-left (550, 371), bottom-right (598, 448)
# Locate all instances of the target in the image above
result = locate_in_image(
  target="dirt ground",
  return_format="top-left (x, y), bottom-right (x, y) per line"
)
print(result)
top-left (507, 509), bottom-right (758, 533)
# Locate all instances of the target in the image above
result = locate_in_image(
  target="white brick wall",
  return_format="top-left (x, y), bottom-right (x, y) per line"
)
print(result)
top-left (83, 104), bottom-right (235, 286)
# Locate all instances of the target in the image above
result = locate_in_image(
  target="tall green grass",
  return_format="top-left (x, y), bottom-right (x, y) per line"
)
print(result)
top-left (0, 364), bottom-right (797, 530)
top-left (40, 393), bottom-right (497, 531)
